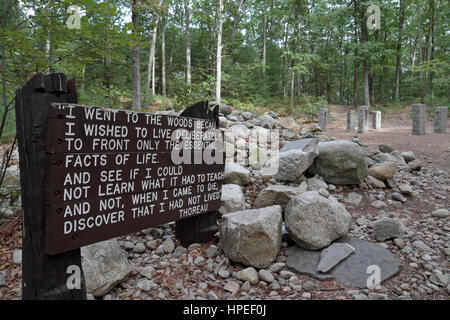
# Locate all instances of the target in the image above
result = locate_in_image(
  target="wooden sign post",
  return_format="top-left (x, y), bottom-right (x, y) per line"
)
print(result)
top-left (16, 73), bottom-right (87, 299)
top-left (15, 73), bottom-right (224, 299)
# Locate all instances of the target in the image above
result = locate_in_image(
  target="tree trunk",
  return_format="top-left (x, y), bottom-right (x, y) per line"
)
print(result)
top-left (161, 21), bottom-right (166, 97)
top-left (229, 0), bottom-right (245, 56)
top-left (416, 2), bottom-right (425, 104)
top-left (131, 0), bottom-right (141, 109)
top-left (262, 0), bottom-right (267, 79)
top-left (290, 68), bottom-right (294, 110)
top-left (360, 1), bottom-right (370, 106)
top-left (394, 0), bottom-right (405, 100)
top-left (215, 0), bottom-right (223, 103)
top-left (429, 0), bottom-right (435, 102)
top-left (185, 0), bottom-right (191, 86)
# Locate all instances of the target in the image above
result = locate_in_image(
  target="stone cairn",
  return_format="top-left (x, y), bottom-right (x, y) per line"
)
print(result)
top-left (371, 111), bottom-right (381, 130)
top-left (347, 110), bottom-right (355, 132)
top-left (357, 106), bottom-right (370, 133)
top-left (412, 104), bottom-right (426, 135)
top-left (318, 108), bottom-right (328, 131)
top-left (434, 106), bottom-right (448, 134)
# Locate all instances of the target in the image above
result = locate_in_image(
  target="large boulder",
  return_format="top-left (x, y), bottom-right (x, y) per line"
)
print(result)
top-left (219, 184), bottom-right (245, 215)
top-left (372, 152), bottom-right (406, 167)
top-left (81, 239), bottom-right (132, 297)
top-left (278, 117), bottom-right (300, 132)
top-left (224, 163), bottom-right (251, 185)
top-left (285, 191), bottom-right (352, 250)
top-left (263, 138), bottom-right (319, 182)
top-left (219, 205), bottom-right (282, 268)
top-left (308, 140), bottom-right (368, 185)
top-left (253, 183), bottom-right (307, 210)
top-left (258, 115), bottom-right (278, 129)
top-left (217, 103), bottom-right (232, 115)
top-left (368, 162), bottom-right (398, 181)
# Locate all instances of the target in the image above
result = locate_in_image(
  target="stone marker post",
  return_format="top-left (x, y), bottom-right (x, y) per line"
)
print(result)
top-left (318, 108), bottom-right (328, 131)
top-left (412, 104), bottom-right (426, 135)
top-left (358, 106), bottom-right (370, 133)
top-left (347, 110), bottom-right (355, 131)
top-left (371, 111), bottom-right (381, 130)
top-left (434, 106), bottom-right (448, 134)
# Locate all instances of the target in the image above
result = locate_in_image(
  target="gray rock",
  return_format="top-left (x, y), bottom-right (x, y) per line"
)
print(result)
top-left (278, 117), bottom-right (300, 132)
top-left (0, 271), bottom-right (5, 287)
top-left (378, 144), bottom-right (396, 153)
top-left (258, 269), bottom-right (275, 283)
top-left (367, 176), bottom-right (386, 189)
top-left (237, 267), bottom-right (259, 284)
top-left (263, 139), bottom-right (319, 182)
top-left (302, 280), bottom-right (317, 291)
top-left (140, 266), bottom-right (155, 280)
top-left (412, 240), bottom-right (433, 252)
top-left (219, 184), bottom-right (245, 214)
top-left (194, 256), bottom-right (206, 266)
top-left (258, 114), bottom-right (278, 129)
top-left (163, 238), bottom-right (175, 254)
top-left (372, 153), bottom-right (406, 166)
top-left (285, 246), bottom-right (335, 281)
top-left (400, 151), bottom-right (415, 162)
top-left (217, 103), bottom-right (232, 115)
top-left (308, 141), bottom-right (369, 185)
top-left (317, 243), bottom-right (355, 273)
top-left (133, 243), bottom-right (146, 254)
top-left (207, 291), bottom-right (219, 300)
top-left (242, 111), bottom-right (254, 121)
top-left (253, 184), bottom-right (307, 209)
top-left (224, 281), bottom-right (240, 295)
top-left (307, 177), bottom-right (328, 191)
top-left (392, 192), bottom-right (406, 202)
top-left (173, 246), bottom-right (187, 258)
top-left (343, 192), bottom-right (363, 205)
top-left (240, 281), bottom-right (251, 292)
top-left (218, 267), bottom-right (231, 279)
top-left (220, 205), bottom-right (282, 268)
top-left (137, 279), bottom-right (156, 292)
top-left (188, 243), bottom-right (201, 251)
top-left (81, 239), bottom-right (132, 297)
top-left (371, 200), bottom-right (387, 208)
top-left (269, 262), bottom-right (285, 273)
top-left (286, 237), bottom-right (402, 288)
top-left (13, 250), bottom-right (22, 264)
top-left (431, 209), bottom-right (449, 218)
top-left (206, 245), bottom-right (218, 258)
top-left (285, 192), bottom-right (351, 250)
top-left (224, 163), bottom-right (251, 185)
top-left (373, 218), bottom-right (406, 241)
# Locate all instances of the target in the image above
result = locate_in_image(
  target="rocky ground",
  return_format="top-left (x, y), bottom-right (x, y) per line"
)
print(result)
top-left (0, 104), bottom-right (448, 300)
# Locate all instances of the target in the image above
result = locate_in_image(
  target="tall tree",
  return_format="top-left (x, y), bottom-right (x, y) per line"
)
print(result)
top-left (416, 1), bottom-right (424, 103)
top-left (394, 0), bottom-right (405, 100)
top-left (131, 0), bottom-right (141, 109)
top-left (184, 0), bottom-right (191, 85)
top-left (215, 0), bottom-right (224, 103)
top-left (161, 19), bottom-right (166, 97)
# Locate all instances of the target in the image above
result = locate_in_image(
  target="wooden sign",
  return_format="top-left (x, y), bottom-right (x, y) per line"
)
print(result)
top-left (44, 103), bottom-right (225, 255)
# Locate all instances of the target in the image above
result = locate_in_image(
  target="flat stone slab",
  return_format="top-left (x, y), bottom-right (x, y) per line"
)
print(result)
top-left (285, 246), bottom-right (335, 281)
top-left (317, 243), bottom-right (355, 273)
top-left (285, 237), bottom-right (402, 288)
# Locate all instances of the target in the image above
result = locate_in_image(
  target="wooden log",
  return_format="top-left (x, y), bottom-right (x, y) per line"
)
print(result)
top-left (16, 73), bottom-right (87, 299)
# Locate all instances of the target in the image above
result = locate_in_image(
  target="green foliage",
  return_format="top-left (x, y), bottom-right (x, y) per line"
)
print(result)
top-left (170, 72), bottom-right (215, 111)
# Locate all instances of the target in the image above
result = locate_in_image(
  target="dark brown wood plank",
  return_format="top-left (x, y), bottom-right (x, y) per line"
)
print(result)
top-left (15, 73), bottom-right (87, 300)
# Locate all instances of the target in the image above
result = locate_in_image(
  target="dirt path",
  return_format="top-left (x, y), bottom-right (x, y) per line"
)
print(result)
top-left (326, 104), bottom-right (450, 174)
